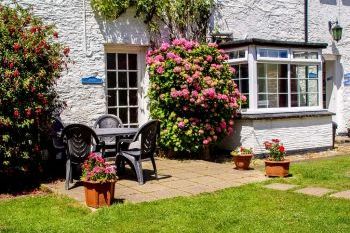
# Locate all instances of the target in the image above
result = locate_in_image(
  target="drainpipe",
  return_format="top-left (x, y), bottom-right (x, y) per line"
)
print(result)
top-left (304, 0), bottom-right (308, 43)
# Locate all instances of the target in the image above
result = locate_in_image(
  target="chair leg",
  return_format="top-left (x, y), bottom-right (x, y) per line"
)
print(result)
top-left (65, 159), bottom-right (71, 190)
top-left (150, 156), bottom-right (158, 179)
top-left (134, 159), bottom-right (144, 185)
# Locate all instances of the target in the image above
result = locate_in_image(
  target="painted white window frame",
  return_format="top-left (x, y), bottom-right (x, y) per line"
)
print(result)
top-left (226, 46), bottom-right (248, 63)
top-left (104, 44), bottom-right (147, 127)
top-left (243, 46), bottom-right (323, 113)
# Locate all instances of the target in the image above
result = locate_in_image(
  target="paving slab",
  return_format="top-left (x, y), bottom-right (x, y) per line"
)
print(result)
top-left (330, 190), bottom-right (350, 200)
top-left (294, 187), bottom-right (336, 197)
top-left (43, 157), bottom-right (267, 205)
top-left (264, 183), bottom-right (299, 191)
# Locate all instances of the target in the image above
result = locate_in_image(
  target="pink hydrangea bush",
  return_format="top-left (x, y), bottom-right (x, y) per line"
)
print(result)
top-left (147, 39), bottom-right (246, 154)
top-left (81, 153), bottom-right (116, 182)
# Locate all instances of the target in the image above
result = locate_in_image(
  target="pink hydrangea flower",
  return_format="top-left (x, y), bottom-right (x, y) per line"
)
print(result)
top-left (157, 66), bottom-right (164, 74)
top-left (173, 66), bottom-right (182, 73)
top-left (160, 42), bottom-right (170, 51)
top-left (206, 55), bottom-right (213, 62)
top-left (178, 121), bottom-right (185, 129)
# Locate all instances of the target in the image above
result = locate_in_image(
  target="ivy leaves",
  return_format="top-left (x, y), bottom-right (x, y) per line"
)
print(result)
top-left (90, 0), bottom-right (216, 45)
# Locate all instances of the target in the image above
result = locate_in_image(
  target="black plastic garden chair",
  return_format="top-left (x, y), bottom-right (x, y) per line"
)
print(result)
top-left (94, 114), bottom-right (123, 157)
top-left (61, 124), bottom-right (105, 190)
top-left (116, 120), bottom-right (160, 185)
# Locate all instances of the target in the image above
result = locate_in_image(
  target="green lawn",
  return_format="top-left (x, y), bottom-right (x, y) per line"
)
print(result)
top-left (0, 156), bottom-right (350, 233)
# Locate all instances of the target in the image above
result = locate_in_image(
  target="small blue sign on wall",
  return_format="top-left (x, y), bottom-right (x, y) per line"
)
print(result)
top-left (81, 75), bottom-right (103, 85)
top-left (344, 73), bottom-right (350, 86)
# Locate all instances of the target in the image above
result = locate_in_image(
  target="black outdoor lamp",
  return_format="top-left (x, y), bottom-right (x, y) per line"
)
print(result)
top-left (329, 20), bottom-right (343, 42)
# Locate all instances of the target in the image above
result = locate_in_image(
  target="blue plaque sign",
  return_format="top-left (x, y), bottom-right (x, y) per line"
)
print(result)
top-left (81, 75), bottom-right (103, 85)
top-left (344, 73), bottom-right (350, 86)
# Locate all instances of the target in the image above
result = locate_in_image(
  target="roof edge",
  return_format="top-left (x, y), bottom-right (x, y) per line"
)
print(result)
top-left (219, 38), bottom-right (328, 49)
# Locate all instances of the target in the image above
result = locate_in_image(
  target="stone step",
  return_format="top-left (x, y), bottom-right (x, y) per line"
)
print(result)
top-left (264, 183), bottom-right (299, 191)
top-left (330, 190), bottom-right (350, 200)
top-left (294, 187), bottom-right (336, 197)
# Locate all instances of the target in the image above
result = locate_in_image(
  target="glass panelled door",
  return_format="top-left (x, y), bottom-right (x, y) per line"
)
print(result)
top-left (106, 53), bottom-right (139, 127)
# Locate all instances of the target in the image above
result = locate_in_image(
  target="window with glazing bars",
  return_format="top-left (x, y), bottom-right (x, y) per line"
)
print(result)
top-left (106, 53), bottom-right (139, 127)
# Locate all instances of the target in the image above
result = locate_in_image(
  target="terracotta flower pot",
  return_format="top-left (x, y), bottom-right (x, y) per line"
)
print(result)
top-left (233, 154), bottom-right (253, 170)
top-left (83, 181), bottom-right (116, 208)
top-left (265, 160), bottom-right (290, 177)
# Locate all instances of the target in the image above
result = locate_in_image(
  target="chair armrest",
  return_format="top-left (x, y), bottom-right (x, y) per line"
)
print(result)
top-left (117, 139), bottom-right (133, 153)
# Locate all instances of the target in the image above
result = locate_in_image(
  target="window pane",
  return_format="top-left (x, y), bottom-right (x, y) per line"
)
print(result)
top-left (129, 90), bottom-right (138, 106)
top-left (279, 50), bottom-right (288, 58)
top-left (299, 93), bottom-right (307, 107)
top-left (279, 64), bottom-right (288, 78)
top-left (119, 90), bottom-right (127, 106)
top-left (241, 64), bottom-right (248, 78)
top-left (107, 53), bottom-right (116, 70)
top-left (291, 94), bottom-right (298, 107)
top-left (108, 108), bottom-right (117, 116)
top-left (258, 94), bottom-right (268, 108)
top-left (308, 93), bottom-right (318, 106)
top-left (267, 79), bottom-right (278, 93)
top-left (267, 64), bottom-right (277, 79)
top-left (268, 49), bottom-right (278, 58)
top-left (108, 90), bottom-right (116, 106)
top-left (268, 94), bottom-right (278, 108)
top-left (229, 51), bottom-right (238, 59)
top-left (241, 79), bottom-right (249, 93)
top-left (119, 108), bottom-right (128, 123)
top-left (258, 78), bottom-right (266, 93)
top-left (291, 79), bottom-right (297, 92)
top-left (308, 66), bottom-right (318, 79)
top-left (107, 72), bottom-right (116, 88)
top-left (232, 65), bottom-right (239, 77)
top-left (118, 72), bottom-right (127, 88)
top-left (279, 79), bottom-right (288, 93)
top-left (279, 94), bottom-right (288, 107)
top-left (308, 80), bottom-right (318, 93)
top-left (118, 53), bottom-right (127, 69)
top-left (309, 52), bottom-right (318, 59)
top-left (129, 72), bottom-right (138, 88)
top-left (239, 50), bottom-right (245, 58)
top-left (128, 54), bottom-right (137, 70)
top-left (259, 49), bottom-right (268, 57)
top-left (299, 79), bottom-right (307, 92)
top-left (130, 108), bottom-right (138, 123)
top-left (257, 63), bottom-right (266, 77)
top-left (293, 51), bottom-right (307, 59)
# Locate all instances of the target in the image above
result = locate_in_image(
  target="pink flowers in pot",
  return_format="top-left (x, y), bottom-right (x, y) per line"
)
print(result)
top-left (81, 153), bottom-right (116, 182)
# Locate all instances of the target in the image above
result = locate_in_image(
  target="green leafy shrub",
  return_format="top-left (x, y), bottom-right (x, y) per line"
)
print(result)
top-left (0, 3), bottom-right (68, 173)
top-left (147, 39), bottom-right (245, 155)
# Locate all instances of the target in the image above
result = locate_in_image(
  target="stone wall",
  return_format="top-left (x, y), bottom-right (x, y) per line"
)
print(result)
top-left (10, 0), bottom-right (150, 126)
top-left (220, 115), bottom-right (333, 154)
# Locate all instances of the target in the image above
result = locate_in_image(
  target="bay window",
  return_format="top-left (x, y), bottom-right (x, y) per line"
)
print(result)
top-left (224, 44), bottom-right (323, 113)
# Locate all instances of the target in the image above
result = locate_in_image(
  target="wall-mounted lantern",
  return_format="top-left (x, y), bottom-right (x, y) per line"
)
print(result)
top-left (329, 20), bottom-right (343, 42)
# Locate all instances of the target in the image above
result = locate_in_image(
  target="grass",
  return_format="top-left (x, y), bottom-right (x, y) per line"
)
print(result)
top-left (0, 156), bottom-right (350, 233)
top-left (264, 155), bottom-right (350, 190)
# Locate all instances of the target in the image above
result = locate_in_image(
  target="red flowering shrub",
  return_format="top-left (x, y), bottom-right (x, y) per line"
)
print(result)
top-left (264, 139), bottom-right (286, 161)
top-left (0, 4), bottom-right (68, 172)
top-left (147, 39), bottom-right (246, 154)
top-left (81, 153), bottom-right (116, 182)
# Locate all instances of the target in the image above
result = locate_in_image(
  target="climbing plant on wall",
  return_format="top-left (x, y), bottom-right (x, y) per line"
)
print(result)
top-left (90, 0), bottom-right (216, 45)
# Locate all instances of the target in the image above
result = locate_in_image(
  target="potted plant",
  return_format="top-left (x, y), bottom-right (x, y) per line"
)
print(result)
top-left (81, 152), bottom-right (117, 208)
top-left (264, 139), bottom-right (289, 177)
top-left (231, 146), bottom-right (253, 170)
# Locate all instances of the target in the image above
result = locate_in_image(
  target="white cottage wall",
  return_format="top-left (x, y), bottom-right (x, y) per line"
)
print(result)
top-left (9, 0), bottom-right (150, 126)
top-left (217, 0), bottom-right (350, 133)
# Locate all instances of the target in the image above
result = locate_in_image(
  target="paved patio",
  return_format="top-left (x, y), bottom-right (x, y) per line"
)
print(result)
top-left (44, 158), bottom-right (267, 204)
